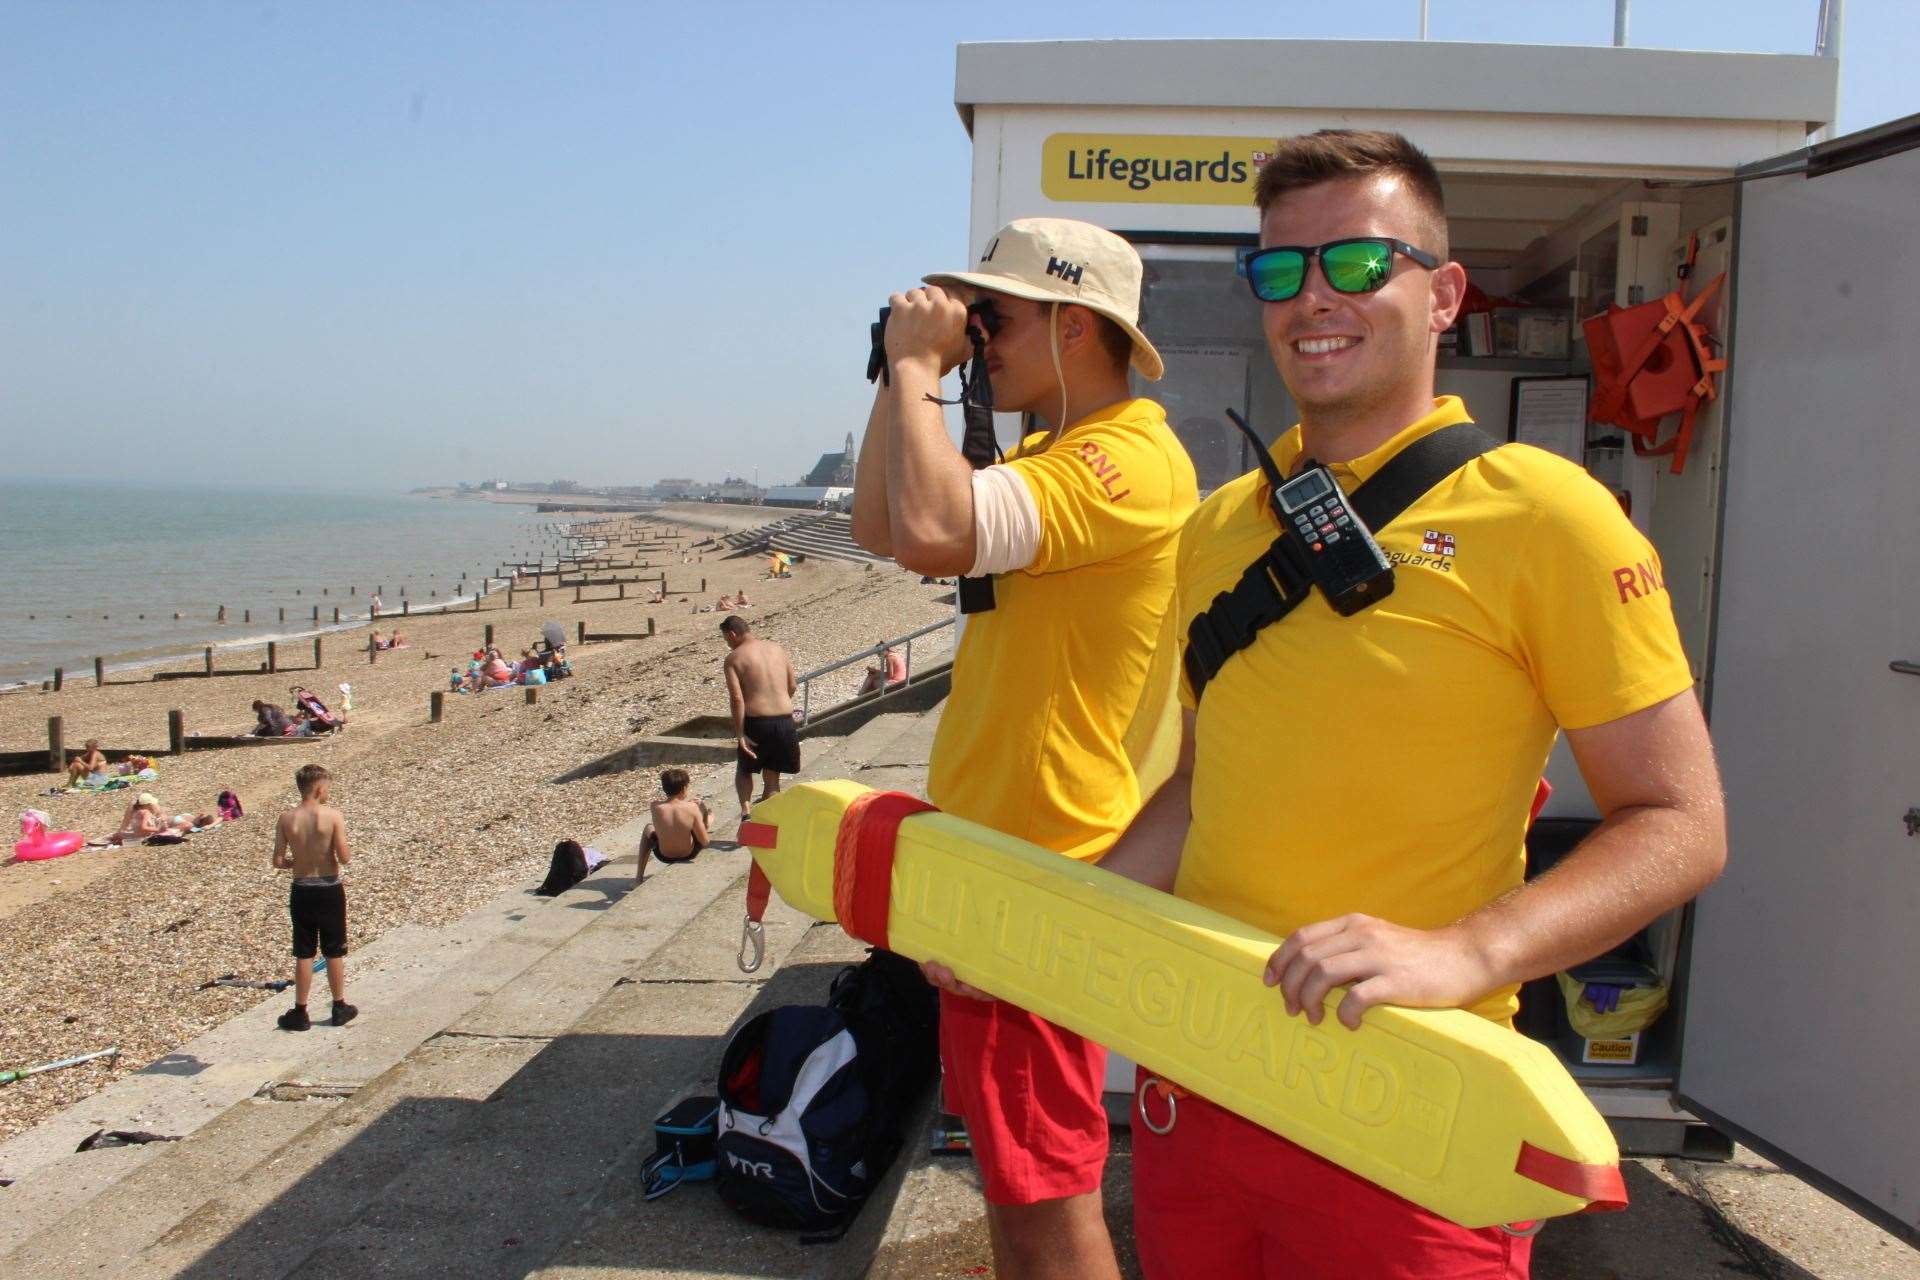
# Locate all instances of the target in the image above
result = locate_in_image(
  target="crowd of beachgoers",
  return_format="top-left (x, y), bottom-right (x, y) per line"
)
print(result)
top-left (0, 512), bottom-right (954, 1144)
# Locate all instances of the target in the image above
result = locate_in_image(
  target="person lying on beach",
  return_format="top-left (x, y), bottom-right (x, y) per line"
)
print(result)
top-left (252, 700), bottom-right (292, 737)
top-left (67, 739), bottom-right (108, 787)
top-left (108, 794), bottom-right (165, 845)
top-left (369, 630), bottom-right (408, 651)
top-left (638, 767), bottom-right (711, 881)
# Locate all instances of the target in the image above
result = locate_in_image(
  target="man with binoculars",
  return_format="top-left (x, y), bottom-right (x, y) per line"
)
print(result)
top-left (851, 218), bottom-right (1196, 1279)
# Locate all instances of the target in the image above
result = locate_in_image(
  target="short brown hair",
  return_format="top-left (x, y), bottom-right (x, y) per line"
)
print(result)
top-left (1253, 130), bottom-right (1449, 259)
top-left (1090, 311), bottom-right (1134, 371)
top-left (295, 763), bottom-right (330, 796)
top-left (719, 615), bottom-right (748, 638)
top-left (660, 767), bottom-right (689, 797)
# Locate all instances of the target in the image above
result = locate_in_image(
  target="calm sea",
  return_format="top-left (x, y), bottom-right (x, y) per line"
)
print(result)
top-left (0, 480), bottom-right (562, 688)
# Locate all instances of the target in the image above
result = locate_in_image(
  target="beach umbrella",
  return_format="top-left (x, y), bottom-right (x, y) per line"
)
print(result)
top-left (543, 620), bottom-right (567, 652)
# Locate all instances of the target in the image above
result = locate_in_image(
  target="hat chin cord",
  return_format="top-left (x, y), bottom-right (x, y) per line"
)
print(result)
top-left (1048, 301), bottom-right (1068, 441)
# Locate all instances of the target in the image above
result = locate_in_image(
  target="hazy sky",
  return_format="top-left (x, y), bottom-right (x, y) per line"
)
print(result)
top-left (4, 2), bottom-right (1912, 492)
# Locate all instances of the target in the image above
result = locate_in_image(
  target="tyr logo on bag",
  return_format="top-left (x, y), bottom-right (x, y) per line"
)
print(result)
top-left (726, 1151), bottom-right (775, 1180)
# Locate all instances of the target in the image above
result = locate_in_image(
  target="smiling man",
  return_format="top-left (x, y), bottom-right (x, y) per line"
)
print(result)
top-left (1097, 131), bottom-right (1727, 1277)
top-left (851, 218), bottom-right (1197, 1280)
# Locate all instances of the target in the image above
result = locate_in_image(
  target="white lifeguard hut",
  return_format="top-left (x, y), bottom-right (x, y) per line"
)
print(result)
top-left (950, 31), bottom-right (1918, 1247)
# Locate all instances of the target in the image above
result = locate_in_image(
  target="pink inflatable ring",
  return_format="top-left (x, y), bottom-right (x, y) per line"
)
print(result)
top-left (15, 812), bottom-right (84, 862)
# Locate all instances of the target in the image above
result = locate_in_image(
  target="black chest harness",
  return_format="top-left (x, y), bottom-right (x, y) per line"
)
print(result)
top-left (1184, 417), bottom-right (1501, 703)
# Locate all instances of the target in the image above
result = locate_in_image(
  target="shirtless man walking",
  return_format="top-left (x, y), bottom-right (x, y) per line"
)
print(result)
top-left (272, 763), bottom-right (357, 1030)
top-left (720, 615), bottom-right (798, 823)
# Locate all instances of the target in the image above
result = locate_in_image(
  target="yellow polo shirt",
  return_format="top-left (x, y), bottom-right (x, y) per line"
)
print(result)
top-left (929, 398), bottom-right (1199, 861)
top-left (1174, 397), bottom-right (1694, 1022)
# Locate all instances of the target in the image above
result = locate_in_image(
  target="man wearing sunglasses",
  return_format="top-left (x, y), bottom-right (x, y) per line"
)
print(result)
top-left (851, 218), bottom-right (1197, 1280)
top-left (1099, 131), bottom-right (1725, 1276)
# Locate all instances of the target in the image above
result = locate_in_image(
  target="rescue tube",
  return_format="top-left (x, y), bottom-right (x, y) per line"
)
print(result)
top-left (15, 812), bottom-right (84, 862)
top-left (740, 780), bottom-right (1625, 1230)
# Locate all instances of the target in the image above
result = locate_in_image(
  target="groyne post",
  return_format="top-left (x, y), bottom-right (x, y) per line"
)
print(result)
top-left (368, 637), bottom-right (377, 665)
top-left (402, 600), bottom-right (410, 617)
top-left (524, 686), bottom-right (539, 705)
top-left (312, 606), bottom-right (320, 622)
top-left (95, 657), bottom-right (105, 687)
top-left (313, 638), bottom-right (323, 667)
top-left (430, 691), bottom-right (445, 723)
top-left (485, 623), bottom-right (495, 647)
top-left (244, 609), bottom-right (251, 624)
top-left (267, 642), bottom-right (278, 674)
top-left (204, 647), bottom-right (214, 675)
top-left (648, 616), bottom-right (655, 636)
top-left (701, 578), bottom-right (707, 592)
top-left (168, 710), bottom-right (185, 755)
top-left (47, 716), bottom-right (63, 772)
top-left (577, 620), bottom-right (586, 646)
top-left (507, 585), bottom-right (516, 610)
top-left (279, 607), bottom-right (286, 622)
top-left (574, 585), bottom-right (581, 604)
top-left (53, 667), bottom-right (64, 691)
top-left (333, 607), bottom-right (341, 624)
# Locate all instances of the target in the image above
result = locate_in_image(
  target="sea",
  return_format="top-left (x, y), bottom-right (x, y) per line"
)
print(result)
top-left (0, 480), bottom-right (569, 689)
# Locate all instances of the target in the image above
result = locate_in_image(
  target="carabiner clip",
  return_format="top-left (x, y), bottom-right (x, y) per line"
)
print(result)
top-left (737, 916), bottom-right (766, 975)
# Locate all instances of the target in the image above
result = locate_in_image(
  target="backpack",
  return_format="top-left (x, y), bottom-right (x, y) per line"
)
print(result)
top-left (535, 839), bottom-right (588, 897)
top-left (714, 949), bottom-right (937, 1240)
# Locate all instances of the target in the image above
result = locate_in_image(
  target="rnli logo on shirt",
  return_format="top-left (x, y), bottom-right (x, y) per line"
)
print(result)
top-left (1419, 529), bottom-right (1457, 558)
top-left (1077, 441), bottom-right (1131, 501)
top-left (1612, 558), bottom-right (1667, 604)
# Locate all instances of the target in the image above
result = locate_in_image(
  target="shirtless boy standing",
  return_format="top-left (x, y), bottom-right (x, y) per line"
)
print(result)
top-left (272, 763), bottom-right (357, 1030)
top-left (638, 767), bottom-right (711, 881)
top-left (719, 615), bottom-right (799, 823)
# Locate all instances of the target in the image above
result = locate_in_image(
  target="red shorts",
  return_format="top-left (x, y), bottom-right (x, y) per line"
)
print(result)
top-left (938, 991), bottom-right (1108, 1205)
top-left (1132, 1072), bottom-right (1534, 1279)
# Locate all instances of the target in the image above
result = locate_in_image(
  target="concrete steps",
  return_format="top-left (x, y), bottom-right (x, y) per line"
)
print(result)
top-left (768, 514), bottom-right (890, 566)
top-left (0, 702), bottom-right (946, 1279)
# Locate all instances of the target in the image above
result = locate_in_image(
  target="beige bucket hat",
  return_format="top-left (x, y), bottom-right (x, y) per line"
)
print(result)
top-left (923, 217), bottom-right (1164, 381)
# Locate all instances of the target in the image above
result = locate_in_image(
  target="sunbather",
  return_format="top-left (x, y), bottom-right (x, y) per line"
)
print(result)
top-left (108, 794), bottom-right (165, 845)
top-left (67, 739), bottom-right (108, 787)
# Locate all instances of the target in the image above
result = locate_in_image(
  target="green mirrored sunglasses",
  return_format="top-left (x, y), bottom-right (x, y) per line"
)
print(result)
top-left (1241, 238), bottom-right (1440, 302)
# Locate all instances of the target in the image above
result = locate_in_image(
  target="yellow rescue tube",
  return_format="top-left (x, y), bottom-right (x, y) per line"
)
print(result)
top-left (741, 780), bottom-right (1623, 1230)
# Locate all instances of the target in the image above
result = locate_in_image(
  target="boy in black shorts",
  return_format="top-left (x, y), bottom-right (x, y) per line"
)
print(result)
top-left (272, 763), bottom-right (357, 1030)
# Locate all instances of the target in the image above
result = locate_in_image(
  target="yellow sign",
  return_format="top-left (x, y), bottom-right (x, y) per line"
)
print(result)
top-left (1041, 133), bottom-right (1273, 206)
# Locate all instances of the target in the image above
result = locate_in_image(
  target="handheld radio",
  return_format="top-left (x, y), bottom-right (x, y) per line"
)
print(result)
top-left (1269, 464), bottom-right (1395, 615)
top-left (1224, 408), bottom-right (1395, 615)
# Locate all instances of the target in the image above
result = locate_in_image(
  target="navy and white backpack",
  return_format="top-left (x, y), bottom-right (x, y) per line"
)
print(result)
top-left (715, 1004), bottom-right (873, 1235)
top-left (714, 950), bottom-right (938, 1239)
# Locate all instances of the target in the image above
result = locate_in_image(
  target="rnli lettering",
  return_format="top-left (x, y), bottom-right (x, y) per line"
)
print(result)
top-left (1612, 557), bottom-right (1666, 603)
top-left (1077, 441), bottom-right (1132, 501)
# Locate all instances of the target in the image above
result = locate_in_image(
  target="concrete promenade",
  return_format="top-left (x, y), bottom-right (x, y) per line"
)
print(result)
top-left (0, 698), bottom-right (1911, 1278)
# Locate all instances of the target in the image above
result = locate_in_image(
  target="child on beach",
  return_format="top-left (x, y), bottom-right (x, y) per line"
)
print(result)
top-left (271, 763), bottom-right (357, 1031)
top-left (638, 768), bottom-right (711, 882)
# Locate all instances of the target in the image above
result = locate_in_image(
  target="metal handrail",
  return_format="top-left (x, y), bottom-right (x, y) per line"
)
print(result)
top-left (796, 615), bottom-right (954, 724)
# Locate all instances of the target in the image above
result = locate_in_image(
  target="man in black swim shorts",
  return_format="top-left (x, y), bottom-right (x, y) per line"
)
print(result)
top-left (719, 615), bottom-right (800, 824)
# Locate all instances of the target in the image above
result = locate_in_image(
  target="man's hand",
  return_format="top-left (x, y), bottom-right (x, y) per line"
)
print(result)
top-left (883, 286), bottom-right (972, 375)
top-left (1264, 914), bottom-right (1497, 1032)
top-left (737, 735), bottom-right (757, 760)
top-left (920, 959), bottom-right (993, 1003)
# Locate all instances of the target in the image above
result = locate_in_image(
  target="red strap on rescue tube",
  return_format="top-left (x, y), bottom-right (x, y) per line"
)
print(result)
top-left (739, 822), bottom-right (779, 924)
top-left (831, 791), bottom-right (936, 950)
top-left (1514, 1142), bottom-right (1629, 1213)
top-left (1528, 778), bottom-right (1552, 827)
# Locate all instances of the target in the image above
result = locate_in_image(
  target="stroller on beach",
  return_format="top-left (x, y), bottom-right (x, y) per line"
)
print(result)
top-left (289, 686), bottom-right (345, 733)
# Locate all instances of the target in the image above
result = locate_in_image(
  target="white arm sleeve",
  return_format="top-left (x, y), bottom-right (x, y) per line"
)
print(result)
top-left (968, 464), bottom-right (1042, 576)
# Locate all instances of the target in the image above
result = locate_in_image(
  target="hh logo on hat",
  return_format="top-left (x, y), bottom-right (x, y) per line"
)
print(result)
top-left (1045, 256), bottom-right (1084, 286)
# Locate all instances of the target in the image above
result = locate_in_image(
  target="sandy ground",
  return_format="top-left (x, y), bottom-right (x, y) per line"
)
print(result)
top-left (0, 514), bottom-right (953, 1143)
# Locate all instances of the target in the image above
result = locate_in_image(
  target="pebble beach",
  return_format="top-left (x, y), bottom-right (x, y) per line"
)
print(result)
top-left (0, 510), bottom-right (953, 1145)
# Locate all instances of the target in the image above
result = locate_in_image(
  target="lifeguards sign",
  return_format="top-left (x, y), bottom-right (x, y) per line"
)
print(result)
top-left (1041, 133), bottom-right (1273, 206)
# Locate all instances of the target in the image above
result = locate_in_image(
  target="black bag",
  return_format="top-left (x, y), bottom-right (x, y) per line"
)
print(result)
top-left (535, 839), bottom-right (588, 897)
top-left (714, 949), bottom-right (938, 1240)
